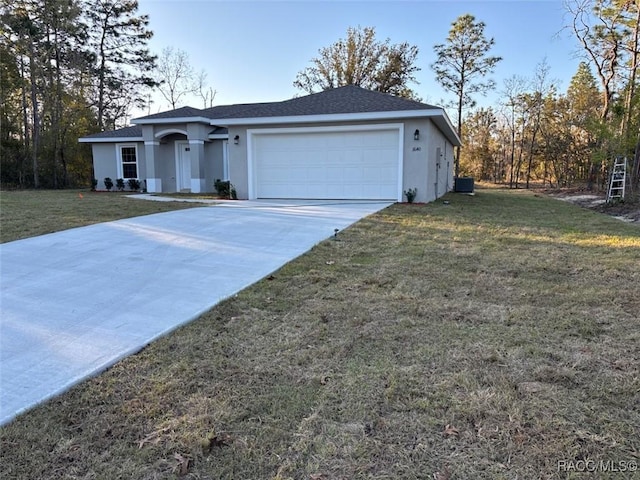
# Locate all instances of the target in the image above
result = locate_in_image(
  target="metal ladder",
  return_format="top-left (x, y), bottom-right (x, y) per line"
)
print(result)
top-left (606, 156), bottom-right (627, 203)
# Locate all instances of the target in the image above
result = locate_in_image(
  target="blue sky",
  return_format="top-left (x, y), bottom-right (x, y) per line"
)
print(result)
top-left (136, 0), bottom-right (582, 116)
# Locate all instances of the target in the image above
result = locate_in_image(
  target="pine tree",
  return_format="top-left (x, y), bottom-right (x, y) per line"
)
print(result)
top-left (432, 14), bottom-right (502, 178)
top-left (567, 62), bottom-right (602, 127)
top-left (85, 0), bottom-right (156, 130)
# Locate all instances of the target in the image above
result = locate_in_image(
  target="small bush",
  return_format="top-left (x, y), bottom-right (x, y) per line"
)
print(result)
top-left (116, 178), bottom-right (125, 191)
top-left (104, 177), bottom-right (113, 191)
top-left (214, 179), bottom-right (237, 199)
top-left (91, 178), bottom-right (98, 191)
top-left (127, 178), bottom-right (141, 191)
top-left (404, 188), bottom-right (417, 203)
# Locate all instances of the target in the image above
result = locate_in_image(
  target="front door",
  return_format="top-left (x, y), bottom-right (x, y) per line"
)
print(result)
top-left (176, 142), bottom-right (191, 191)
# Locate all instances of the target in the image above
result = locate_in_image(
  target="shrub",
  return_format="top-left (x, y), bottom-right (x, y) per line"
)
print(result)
top-left (116, 178), bottom-right (125, 191)
top-left (127, 178), bottom-right (141, 191)
top-left (404, 188), bottom-right (417, 203)
top-left (104, 177), bottom-right (113, 191)
top-left (91, 178), bottom-right (98, 191)
top-left (214, 179), bottom-right (237, 199)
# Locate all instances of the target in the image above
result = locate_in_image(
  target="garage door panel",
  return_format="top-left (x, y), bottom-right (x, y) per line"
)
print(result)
top-left (361, 168), bottom-right (383, 183)
top-left (255, 129), bottom-right (399, 200)
top-left (306, 166), bottom-right (327, 180)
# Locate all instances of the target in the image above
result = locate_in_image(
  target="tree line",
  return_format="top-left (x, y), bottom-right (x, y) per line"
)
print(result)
top-left (460, 0), bottom-right (639, 192)
top-left (1, 0), bottom-right (156, 188)
top-left (1, 0), bottom-right (212, 188)
top-left (1, 0), bottom-right (638, 193)
top-left (291, 3), bottom-right (640, 193)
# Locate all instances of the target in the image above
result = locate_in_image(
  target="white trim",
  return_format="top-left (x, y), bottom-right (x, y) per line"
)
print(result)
top-left (127, 109), bottom-right (460, 145)
top-left (155, 128), bottom-right (188, 138)
top-left (248, 123), bottom-right (403, 136)
top-left (211, 109), bottom-right (439, 125)
top-left (144, 141), bottom-right (160, 146)
top-left (188, 139), bottom-right (205, 145)
top-left (133, 116), bottom-right (211, 125)
top-left (115, 143), bottom-right (139, 180)
top-left (247, 132), bottom-right (255, 199)
top-left (222, 140), bottom-right (229, 181)
top-left (208, 134), bottom-right (229, 140)
top-left (79, 137), bottom-right (143, 143)
top-left (397, 124), bottom-right (405, 201)
top-left (247, 123), bottom-right (404, 201)
top-left (217, 110), bottom-right (461, 146)
top-left (175, 141), bottom-right (190, 191)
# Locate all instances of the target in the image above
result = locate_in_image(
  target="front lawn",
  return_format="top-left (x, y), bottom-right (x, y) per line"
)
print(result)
top-left (1, 188), bottom-right (638, 479)
top-left (0, 189), bottom-right (196, 243)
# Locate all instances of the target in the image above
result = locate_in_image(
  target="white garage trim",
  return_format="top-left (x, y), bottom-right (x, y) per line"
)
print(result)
top-left (247, 123), bottom-right (404, 201)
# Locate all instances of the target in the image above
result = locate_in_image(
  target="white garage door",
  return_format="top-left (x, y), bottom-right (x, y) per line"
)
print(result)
top-left (253, 128), bottom-right (400, 200)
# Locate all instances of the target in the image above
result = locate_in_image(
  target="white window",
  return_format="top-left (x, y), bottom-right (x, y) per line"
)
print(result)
top-left (116, 144), bottom-right (138, 179)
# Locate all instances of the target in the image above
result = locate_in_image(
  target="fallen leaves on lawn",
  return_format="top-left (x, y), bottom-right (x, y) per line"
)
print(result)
top-left (137, 427), bottom-right (171, 449)
top-left (201, 432), bottom-right (232, 453)
top-left (173, 453), bottom-right (190, 476)
top-left (443, 424), bottom-right (459, 437)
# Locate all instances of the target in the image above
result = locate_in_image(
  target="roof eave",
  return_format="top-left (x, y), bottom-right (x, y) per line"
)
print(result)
top-left (431, 112), bottom-right (462, 146)
top-left (208, 110), bottom-right (441, 127)
top-left (131, 116), bottom-right (212, 125)
top-left (208, 109), bottom-right (462, 146)
top-left (78, 137), bottom-right (144, 143)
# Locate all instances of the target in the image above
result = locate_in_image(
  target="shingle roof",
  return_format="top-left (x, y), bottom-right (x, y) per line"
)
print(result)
top-left (82, 125), bottom-right (142, 139)
top-left (211, 86), bottom-right (438, 119)
top-left (202, 103), bottom-right (278, 119)
top-left (133, 86), bottom-right (439, 123)
top-left (80, 87), bottom-right (459, 145)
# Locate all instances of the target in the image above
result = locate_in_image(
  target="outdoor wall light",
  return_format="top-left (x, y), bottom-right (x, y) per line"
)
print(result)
top-left (414, 129), bottom-right (420, 141)
top-left (233, 135), bottom-right (240, 145)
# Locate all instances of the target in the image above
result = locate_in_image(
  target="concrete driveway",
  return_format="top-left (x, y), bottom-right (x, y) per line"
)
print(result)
top-left (0, 200), bottom-right (390, 426)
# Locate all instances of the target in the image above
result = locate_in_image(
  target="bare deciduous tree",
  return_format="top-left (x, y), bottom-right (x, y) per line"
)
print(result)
top-left (156, 47), bottom-right (197, 110)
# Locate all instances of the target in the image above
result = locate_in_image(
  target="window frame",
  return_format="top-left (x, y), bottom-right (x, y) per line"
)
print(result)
top-left (116, 143), bottom-right (139, 180)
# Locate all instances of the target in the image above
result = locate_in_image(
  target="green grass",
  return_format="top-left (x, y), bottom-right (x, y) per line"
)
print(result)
top-left (1, 188), bottom-right (639, 479)
top-left (0, 189), bottom-right (196, 243)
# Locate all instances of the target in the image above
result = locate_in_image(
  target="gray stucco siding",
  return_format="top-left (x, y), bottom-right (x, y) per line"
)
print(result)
top-left (227, 126), bottom-right (250, 199)
top-left (401, 118), bottom-right (456, 203)
top-left (91, 144), bottom-right (117, 190)
top-left (401, 118), bottom-right (430, 203)
top-left (91, 142), bottom-right (146, 190)
top-left (204, 141), bottom-right (226, 188)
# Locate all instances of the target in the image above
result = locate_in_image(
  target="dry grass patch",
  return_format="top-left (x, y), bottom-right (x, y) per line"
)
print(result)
top-left (1, 188), bottom-right (639, 479)
top-left (0, 189), bottom-right (196, 243)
